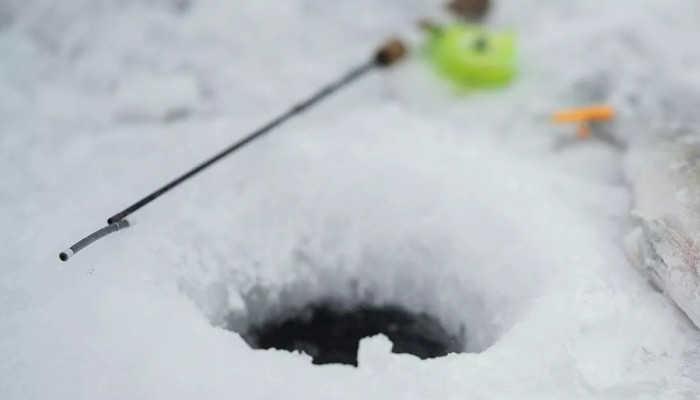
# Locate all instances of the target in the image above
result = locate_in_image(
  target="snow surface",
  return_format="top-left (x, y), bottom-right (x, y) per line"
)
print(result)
top-left (2, 0), bottom-right (700, 398)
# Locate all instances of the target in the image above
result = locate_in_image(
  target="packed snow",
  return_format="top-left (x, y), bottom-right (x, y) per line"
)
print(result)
top-left (2, 0), bottom-right (700, 399)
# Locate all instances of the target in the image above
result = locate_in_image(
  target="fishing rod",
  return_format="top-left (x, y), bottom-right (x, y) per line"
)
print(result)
top-left (58, 0), bottom-right (491, 262)
top-left (59, 38), bottom-right (407, 261)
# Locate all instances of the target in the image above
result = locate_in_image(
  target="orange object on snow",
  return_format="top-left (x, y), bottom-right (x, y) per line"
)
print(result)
top-left (551, 105), bottom-right (616, 139)
top-left (552, 105), bottom-right (615, 124)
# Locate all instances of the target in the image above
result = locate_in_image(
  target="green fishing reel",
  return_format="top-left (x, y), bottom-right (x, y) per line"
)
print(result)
top-left (425, 23), bottom-right (517, 89)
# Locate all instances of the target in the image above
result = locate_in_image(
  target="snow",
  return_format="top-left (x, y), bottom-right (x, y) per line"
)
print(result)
top-left (2, 0), bottom-right (700, 399)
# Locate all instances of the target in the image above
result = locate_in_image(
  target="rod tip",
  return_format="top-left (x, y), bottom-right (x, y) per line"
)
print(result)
top-left (59, 249), bottom-right (74, 262)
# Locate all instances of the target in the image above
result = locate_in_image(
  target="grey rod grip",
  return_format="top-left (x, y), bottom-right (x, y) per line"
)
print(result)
top-left (59, 219), bottom-right (130, 261)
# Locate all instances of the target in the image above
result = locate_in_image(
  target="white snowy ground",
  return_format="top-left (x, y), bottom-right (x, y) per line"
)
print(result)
top-left (2, 0), bottom-right (700, 398)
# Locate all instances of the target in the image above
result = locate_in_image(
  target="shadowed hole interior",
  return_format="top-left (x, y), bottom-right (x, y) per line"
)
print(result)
top-left (243, 302), bottom-right (464, 366)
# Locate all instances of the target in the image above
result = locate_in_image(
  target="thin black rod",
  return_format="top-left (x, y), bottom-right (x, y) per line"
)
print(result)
top-left (107, 59), bottom-right (377, 224)
top-left (59, 219), bottom-right (130, 261)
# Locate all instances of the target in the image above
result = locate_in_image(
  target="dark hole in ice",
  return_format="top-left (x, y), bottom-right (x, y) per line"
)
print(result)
top-left (245, 303), bottom-right (462, 366)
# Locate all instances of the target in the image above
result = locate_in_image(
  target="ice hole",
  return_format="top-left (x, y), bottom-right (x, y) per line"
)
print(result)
top-left (241, 301), bottom-right (463, 366)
